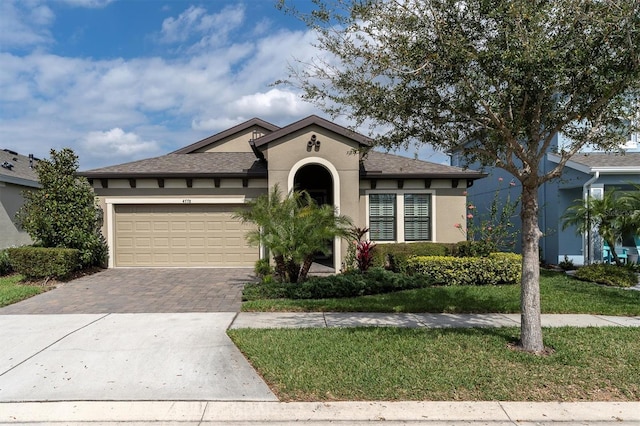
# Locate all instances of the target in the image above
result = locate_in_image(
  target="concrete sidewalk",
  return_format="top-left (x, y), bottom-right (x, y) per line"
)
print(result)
top-left (230, 312), bottom-right (640, 329)
top-left (1, 401), bottom-right (639, 425)
top-left (1, 312), bottom-right (639, 424)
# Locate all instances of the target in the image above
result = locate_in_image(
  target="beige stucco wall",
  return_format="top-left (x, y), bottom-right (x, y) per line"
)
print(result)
top-left (433, 188), bottom-right (469, 243)
top-left (266, 125), bottom-right (362, 270)
top-left (0, 182), bottom-right (33, 248)
top-left (195, 125), bottom-right (271, 153)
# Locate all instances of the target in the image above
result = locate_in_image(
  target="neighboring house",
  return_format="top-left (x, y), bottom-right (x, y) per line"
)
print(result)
top-left (81, 115), bottom-right (485, 271)
top-left (0, 149), bottom-right (40, 249)
top-left (452, 145), bottom-right (640, 266)
top-left (546, 152), bottom-right (640, 265)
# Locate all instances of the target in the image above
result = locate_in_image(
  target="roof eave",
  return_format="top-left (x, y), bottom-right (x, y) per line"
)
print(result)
top-left (80, 171), bottom-right (268, 179)
top-left (0, 175), bottom-right (41, 188)
top-left (361, 172), bottom-right (487, 180)
top-left (254, 115), bottom-right (373, 148)
top-left (170, 118), bottom-right (280, 154)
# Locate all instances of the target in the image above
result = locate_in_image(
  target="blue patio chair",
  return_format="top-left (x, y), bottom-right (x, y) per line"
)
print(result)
top-left (603, 241), bottom-right (628, 264)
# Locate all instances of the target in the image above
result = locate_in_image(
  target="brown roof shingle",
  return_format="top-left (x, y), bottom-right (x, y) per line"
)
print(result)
top-left (81, 150), bottom-right (485, 180)
top-left (361, 150), bottom-right (485, 178)
top-left (81, 153), bottom-right (267, 178)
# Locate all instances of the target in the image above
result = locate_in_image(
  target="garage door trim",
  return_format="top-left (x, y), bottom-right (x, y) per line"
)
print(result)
top-left (105, 197), bottom-right (250, 268)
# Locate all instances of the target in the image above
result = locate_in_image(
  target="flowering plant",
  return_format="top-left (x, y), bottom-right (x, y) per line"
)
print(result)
top-left (456, 179), bottom-right (520, 256)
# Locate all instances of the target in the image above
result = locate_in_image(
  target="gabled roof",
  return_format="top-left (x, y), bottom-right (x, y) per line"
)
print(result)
top-left (361, 151), bottom-right (485, 179)
top-left (253, 115), bottom-right (373, 148)
top-left (82, 153), bottom-right (267, 178)
top-left (171, 118), bottom-right (280, 154)
top-left (548, 152), bottom-right (640, 174)
top-left (80, 116), bottom-right (485, 180)
top-left (0, 149), bottom-right (40, 188)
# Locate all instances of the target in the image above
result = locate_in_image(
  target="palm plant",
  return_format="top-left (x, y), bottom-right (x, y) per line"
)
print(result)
top-left (235, 185), bottom-right (352, 283)
top-left (561, 189), bottom-right (634, 266)
top-left (620, 183), bottom-right (640, 236)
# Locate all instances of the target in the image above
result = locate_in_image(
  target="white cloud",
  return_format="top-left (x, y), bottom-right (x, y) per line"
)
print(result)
top-left (226, 88), bottom-right (316, 120)
top-left (0, 3), bottom-right (339, 169)
top-left (80, 128), bottom-right (161, 157)
top-left (160, 4), bottom-right (245, 49)
top-left (0, 1), bottom-right (54, 48)
top-left (58, 0), bottom-right (115, 8)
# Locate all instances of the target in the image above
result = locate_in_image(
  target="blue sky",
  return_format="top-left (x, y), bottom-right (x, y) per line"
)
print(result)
top-left (0, 0), bottom-right (449, 170)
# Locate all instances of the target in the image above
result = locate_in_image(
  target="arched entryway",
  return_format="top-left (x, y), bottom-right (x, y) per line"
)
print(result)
top-left (293, 164), bottom-right (334, 206)
top-left (293, 163), bottom-right (335, 269)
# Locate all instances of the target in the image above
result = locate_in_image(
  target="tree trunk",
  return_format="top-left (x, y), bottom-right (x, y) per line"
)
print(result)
top-left (605, 238), bottom-right (622, 266)
top-left (519, 183), bottom-right (544, 353)
top-left (273, 254), bottom-right (287, 282)
top-left (298, 255), bottom-right (315, 283)
top-left (286, 260), bottom-right (300, 284)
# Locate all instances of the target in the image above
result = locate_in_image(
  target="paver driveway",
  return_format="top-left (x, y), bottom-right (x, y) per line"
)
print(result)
top-left (0, 268), bottom-right (255, 314)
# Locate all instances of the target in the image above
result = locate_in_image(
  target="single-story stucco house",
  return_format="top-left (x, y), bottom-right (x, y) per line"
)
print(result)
top-left (81, 115), bottom-right (485, 271)
top-left (0, 149), bottom-right (40, 249)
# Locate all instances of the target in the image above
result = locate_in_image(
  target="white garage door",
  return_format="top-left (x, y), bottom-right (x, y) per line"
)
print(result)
top-left (114, 204), bottom-right (258, 267)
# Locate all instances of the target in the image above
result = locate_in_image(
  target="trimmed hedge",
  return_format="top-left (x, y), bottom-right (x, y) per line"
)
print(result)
top-left (7, 246), bottom-right (80, 280)
top-left (243, 267), bottom-right (435, 300)
top-left (406, 253), bottom-right (522, 286)
top-left (574, 263), bottom-right (638, 288)
top-left (372, 242), bottom-right (457, 273)
top-left (0, 249), bottom-right (12, 276)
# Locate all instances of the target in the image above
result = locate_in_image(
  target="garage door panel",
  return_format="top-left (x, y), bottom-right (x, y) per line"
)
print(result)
top-left (114, 204), bottom-right (257, 267)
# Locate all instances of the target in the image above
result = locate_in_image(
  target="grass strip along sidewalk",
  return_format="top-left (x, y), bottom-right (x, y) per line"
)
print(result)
top-left (228, 327), bottom-right (640, 402)
top-left (233, 270), bottom-right (640, 402)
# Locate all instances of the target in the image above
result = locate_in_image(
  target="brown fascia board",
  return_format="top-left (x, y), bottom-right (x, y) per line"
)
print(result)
top-left (80, 171), bottom-right (268, 179)
top-left (170, 118), bottom-right (280, 154)
top-left (253, 115), bottom-right (373, 148)
top-left (361, 171), bottom-right (487, 180)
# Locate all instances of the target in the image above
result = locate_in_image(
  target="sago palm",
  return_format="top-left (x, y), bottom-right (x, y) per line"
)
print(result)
top-left (234, 185), bottom-right (352, 283)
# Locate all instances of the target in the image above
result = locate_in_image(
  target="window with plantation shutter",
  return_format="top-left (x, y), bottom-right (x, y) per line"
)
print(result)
top-left (369, 194), bottom-right (396, 241)
top-left (404, 194), bottom-right (431, 241)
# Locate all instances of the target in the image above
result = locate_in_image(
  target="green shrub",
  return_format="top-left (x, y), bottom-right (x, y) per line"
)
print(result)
top-left (574, 263), bottom-right (638, 288)
top-left (0, 249), bottom-right (13, 276)
top-left (455, 240), bottom-right (496, 257)
top-left (8, 247), bottom-right (80, 280)
top-left (406, 253), bottom-right (522, 286)
top-left (254, 258), bottom-right (273, 278)
top-left (372, 242), bottom-right (456, 273)
top-left (243, 267), bottom-right (434, 300)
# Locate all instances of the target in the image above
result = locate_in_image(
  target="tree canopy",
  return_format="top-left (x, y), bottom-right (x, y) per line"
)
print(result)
top-left (280, 0), bottom-right (640, 352)
top-left (16, 148), bottom-right (108, 267)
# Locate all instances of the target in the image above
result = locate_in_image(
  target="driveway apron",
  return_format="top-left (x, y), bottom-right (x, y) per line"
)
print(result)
top-left (0, 269), bottom-right (277, 402)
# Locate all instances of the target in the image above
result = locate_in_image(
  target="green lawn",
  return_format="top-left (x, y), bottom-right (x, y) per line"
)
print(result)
top-left (0, 274), bottom-right (48, 307)
top-left (243, 270), bottom-right (640, 315)
top-left (228, 326), bottom-right (640, 401)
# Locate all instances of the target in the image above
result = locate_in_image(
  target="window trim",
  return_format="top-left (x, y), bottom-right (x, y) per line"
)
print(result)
top-left (366, 190), bottom-right (436, 243)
